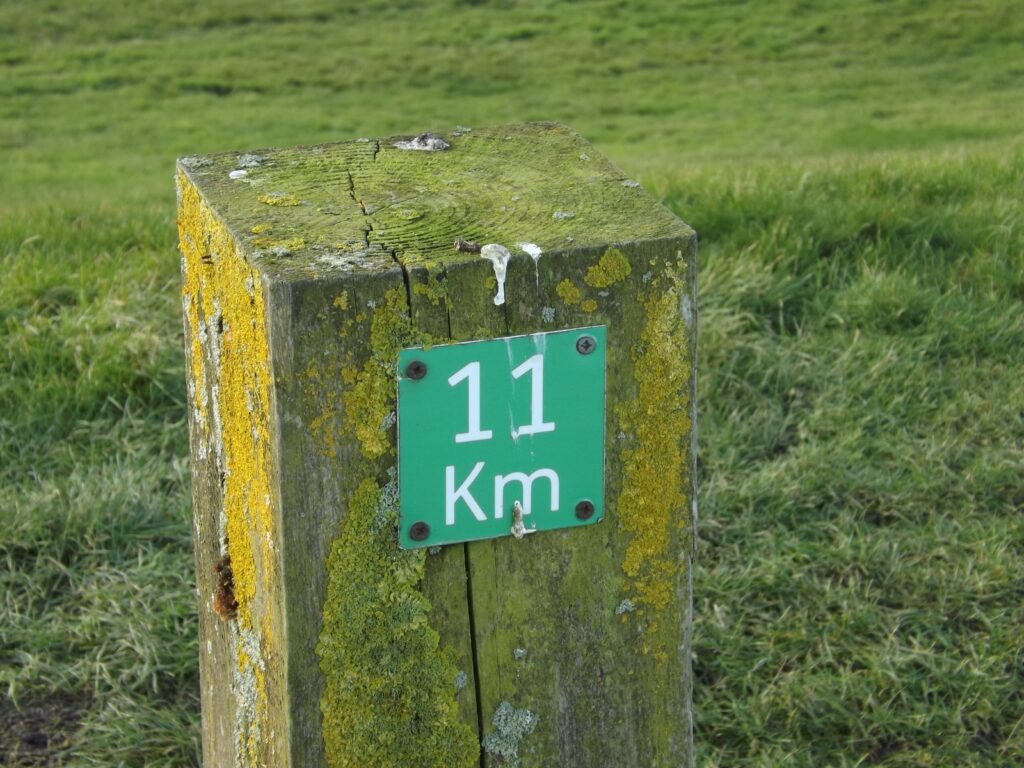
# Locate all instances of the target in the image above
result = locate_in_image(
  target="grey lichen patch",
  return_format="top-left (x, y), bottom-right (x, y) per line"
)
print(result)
top-left (541, 306), bottom-right (556, 323)
top-left (553, 210), bottom-right (575, 220)
top-left (622, 179), bottom-right (641, 188)
top-left (394, 132), bottom-right (451, 151)
top-left (513, 648), bottom-right (527, 660)
top-left (615, 598), bottom-right (636, 616)
top-left (237, 153), bottom-right (265, 169)
top-left (482, 701), bottom-right (537, 768)
top-left (179, 155), bottom-right (213, 169)
top-left (455, 670), bottom-right (469, 692)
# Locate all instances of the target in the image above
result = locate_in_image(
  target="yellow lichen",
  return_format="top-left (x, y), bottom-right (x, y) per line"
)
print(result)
top-left (556, 278), bottom-right (581, 305)
top-left (259, 192), bottom-right (301, 207)
top-left (585, 246), bottom-right (632, 288)
top-left (615, 268), bottom-right (692, 647)
top-left (333, 291), bottom-right (350, 311)
top-left (581, 298), bottom-right (598, 313)
top-left (252, 235), bottom-right (305, 251)
top-left (178, 168), bottom-right (281, 764)
top-left (251, 223), bottom-right (270, 234)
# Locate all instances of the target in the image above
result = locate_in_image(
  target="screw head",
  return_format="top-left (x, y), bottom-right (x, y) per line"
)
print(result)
top-left (575, 500), bottom-right (595, 520)
top-left (409, 521), bottom-right (430, 541)
top-left (576, 335), bottom-right (596, 355)
top-left (405, 360), bottom-right (427, 380)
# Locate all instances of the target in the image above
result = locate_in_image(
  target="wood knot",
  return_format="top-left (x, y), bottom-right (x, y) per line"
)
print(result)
top-left (213, 554), bottom-right (238, 621)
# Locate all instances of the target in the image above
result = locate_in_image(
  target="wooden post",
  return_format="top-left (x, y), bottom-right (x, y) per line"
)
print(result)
top-left (178, 122), bottom-right (697, 768)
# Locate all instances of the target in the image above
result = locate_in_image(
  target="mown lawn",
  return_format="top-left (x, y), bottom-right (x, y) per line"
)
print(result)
top-left (1, 1), bottom-right (1022, 765)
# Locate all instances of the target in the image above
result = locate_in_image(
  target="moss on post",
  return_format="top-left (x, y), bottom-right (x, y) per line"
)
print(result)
top-left (178, 122), bottom-right (697, 767)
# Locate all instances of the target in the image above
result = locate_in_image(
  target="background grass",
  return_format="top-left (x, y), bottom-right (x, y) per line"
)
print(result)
top-left (1, 1), bottom-right (1022, 765)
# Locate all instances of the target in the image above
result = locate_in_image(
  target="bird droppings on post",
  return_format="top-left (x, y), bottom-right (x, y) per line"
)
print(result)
top-left (480, 243), bottom-right (511, 306)
top-left (393, 132), bottom-right (451, 151)
top-left (510, 500), bottom-right (535, 539)
top-left (517, 242), bottom-right (543, 261)
top-left (514, 648), bottom-right (528, 660)
top-left (482, 701), bottom-right (537, 768)
top-left (622, 179), bottom-right (641, 188)
top-left (553, 210), bottom-right (575, 220)
top-left (519, 242), bottom-right (543, 290)
top-left (229, 169), bottom-right (248, 180)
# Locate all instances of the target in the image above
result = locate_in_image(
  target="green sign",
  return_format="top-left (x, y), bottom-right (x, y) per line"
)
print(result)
top-left (397, 326), bottom-right (606, 549)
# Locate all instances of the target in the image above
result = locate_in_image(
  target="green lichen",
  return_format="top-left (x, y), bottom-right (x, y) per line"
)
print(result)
top-left (584, 246), bottom-right (632, 288)
top-left (318, 476), bottom-right (478, 768)
top-left (615, 265), bottom-right (692, 656)
top-left (481, 701), bottom-right (537, 768)
top-left (412, 270), bottom-right (451, 309)
top-left (343, 288), bottom-right (418, 459)
top-left (318, 284), bottom-right (477, 767)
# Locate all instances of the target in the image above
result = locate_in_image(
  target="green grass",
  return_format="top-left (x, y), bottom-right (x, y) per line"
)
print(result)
top-left (1, 0), bottom-right (1022, 765)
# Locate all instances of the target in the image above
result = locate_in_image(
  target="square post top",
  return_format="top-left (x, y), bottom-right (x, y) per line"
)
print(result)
top-left (177, 122), bottom-right (693, 282)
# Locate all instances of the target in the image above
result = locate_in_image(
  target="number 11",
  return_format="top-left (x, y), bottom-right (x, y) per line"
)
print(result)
top-left (447, 355), bottom-right (556, 443)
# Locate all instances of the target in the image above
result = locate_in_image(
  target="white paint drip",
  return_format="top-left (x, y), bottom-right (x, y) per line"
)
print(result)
top-left (480, 243), bottom-right (511, 305)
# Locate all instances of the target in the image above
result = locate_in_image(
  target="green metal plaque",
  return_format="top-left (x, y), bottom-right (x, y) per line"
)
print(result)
top-left (397, 326), bottom-right (606, 549)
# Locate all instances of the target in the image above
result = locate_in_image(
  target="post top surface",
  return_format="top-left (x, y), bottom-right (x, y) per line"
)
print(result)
top-left (177, 122), bottom-right (693, 281)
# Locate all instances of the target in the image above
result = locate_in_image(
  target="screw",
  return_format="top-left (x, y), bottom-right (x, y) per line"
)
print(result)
top-left (405, 360), bottom-right (427, 380)
top-left (575, 500), bottom-right (595, 520)
top-left (409, 521), bottom-right (430, 541)
top-left (576, 335), bottom-right (596, 355)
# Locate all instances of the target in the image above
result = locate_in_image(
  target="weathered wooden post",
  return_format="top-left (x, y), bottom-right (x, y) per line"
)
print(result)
top-left (178, 122), bottom-right (697, 767)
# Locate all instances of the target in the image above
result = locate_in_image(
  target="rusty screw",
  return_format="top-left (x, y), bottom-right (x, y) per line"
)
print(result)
top-left (405, 360), bottom-right (427, 380)
top-left (575, 500), bottom-right (595, 520)
top-left (576, 335), bottom-right (596, 355)
top-left (409, 521), bottom-right (430, 541)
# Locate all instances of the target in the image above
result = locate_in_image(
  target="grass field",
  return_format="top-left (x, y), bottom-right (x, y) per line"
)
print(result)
top-left (2, 1), bottom-right (1023, 765)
